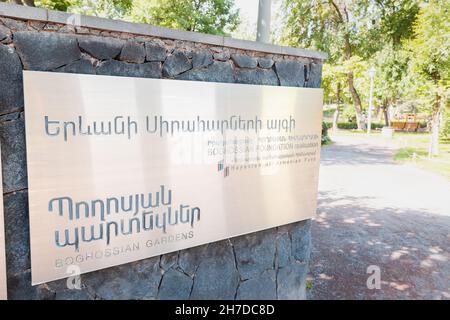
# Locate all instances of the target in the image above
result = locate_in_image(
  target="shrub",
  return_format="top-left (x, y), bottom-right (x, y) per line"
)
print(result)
top-left (323, 122), bottom-right (385, 130)
top-left (336, 122), bottom-right (358, 129)
top-left (321, 121), bottom-right (331, 145)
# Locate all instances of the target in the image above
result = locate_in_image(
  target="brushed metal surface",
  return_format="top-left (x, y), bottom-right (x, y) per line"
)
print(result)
top-left (24, 71), bottom-right (323, 284)
top-left (0, 142), bottom-right (7, 299)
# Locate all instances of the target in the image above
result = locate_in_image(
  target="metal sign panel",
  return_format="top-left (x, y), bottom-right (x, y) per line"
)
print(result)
top-left (0, 142), bottom-right (7, 299)
top-left (24, 71), bottom-right (323, 284)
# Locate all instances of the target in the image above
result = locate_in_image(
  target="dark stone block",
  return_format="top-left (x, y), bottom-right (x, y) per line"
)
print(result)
top-left (258, 57), bottom-right (274, 69)
top-left (190, 240), bottom-right (239, 299)
top-left (163, 51), bottom-right (192, 77)
top-left (55, 289), bottom-right (93, 300)
top-left (176, 61), bottom-right (234, 83)
top-left (233, 229), bottom-right (276, 280)
top-left (236, 270), bottom-right (276, 299)
top-left (28, 21), bottom-right (46, 31)
top-left (0, 116), bottom-right (27, 193)
top-left (231, 54), bottom-right (257, 68)
top-left (7, 270), bottom-right (54, 300)
top-left (184, 50), bottom-right (194, 59)
top-left (77, 35), bottom-right (124, 60)
top-left (119, 41), bottom-right (146, 64)
top-left (0, 44), bottom-right (23, 114)
top-left (45, 277), bottom-right (76, 293)
top-left (306, 62), bottom-right (322, 88)
top-left (178, 244), bottom-right (209, 277)
top-left (277, 262), bottom-right (308, 299)
top-left (290, 219), bottom-right (311, 263)
top-left (276, 232), bottom-right (291, 268)
top-left (145, 41), bottom-right (167, 62)
top-left (0, 25), bottom-right (10, 42)
top-left (275, 60), bottom-right (306, 87)
top-left (82, 257), bottom-right (162, 299)
top-left (160, 251), bottom-right (178, 271)
top-left (3, 190), bottom-right (30, 275)
top-left (97, 60), bottom-right (161, 79)
top-left (54, 58), bottom-right (95, 75)
top-left (157, 268), bottom-right (192, 299)
top-left (0, 113), bottom-right (20, 122)
top-left (14, 31), bottom-right (81, 71)
top-left (235, 68), bottom-right (279, 86)
top-left (192, 50), bottom-right (213, 69)
top-left (44, 276), bottom-right (93, 300)
top-left (213, 50), bottom-right (230, 61)
top-left (0, 18), bottom-right (26, 31)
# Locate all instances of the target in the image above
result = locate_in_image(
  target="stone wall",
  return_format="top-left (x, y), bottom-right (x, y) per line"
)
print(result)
top-left (0, 5), bottom-right (322, 300)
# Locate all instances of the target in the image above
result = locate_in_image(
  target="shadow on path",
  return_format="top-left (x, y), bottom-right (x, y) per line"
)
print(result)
top-left (308, 134), bottom-right (450, 300)
top-left (321, 144), bottom-right (396, 166)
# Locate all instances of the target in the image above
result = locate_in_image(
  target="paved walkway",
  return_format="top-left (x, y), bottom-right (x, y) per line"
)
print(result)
top-left (308, 133), bottom-right (450, 300)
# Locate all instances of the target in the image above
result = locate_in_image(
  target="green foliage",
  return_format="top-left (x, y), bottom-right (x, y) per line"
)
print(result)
top-left (372, 46), bottom-right (410, 104)
top-left (281, 0), bottom-right (378, 62)
top-left (335, 122), bottom-right (359, 130)
top-left (127, 0), bottom-right (240, 36)
top-left (33, 0), bottom-right (133, 19)
top-left (321, 121), bottom-right (332, 145)
top-left (394, 133), bottom-right (450, 178)
top-left (324, 122), bottom-right (385, 130)
top-left (409, 0), bottom-right (449, 82)
top-left (342, 104), bottom-right (357, 122)
top-left (322, 63), bottom-right (349, 104)
top-left (35, 0), bottom-right (73, 11)
top-left (377, 0), bottom-right (420, 46)
top-left (443, 107), bottom-right (450, 137)
top-left (282, 0), bottom-right (448, 137)
top-left (66, 0), bottom-right (132, 19)
top-left (322, 107), bottom-right (336, 118)
top-left (33, 0), bottom-right (240, 36)
top-left (407, 0), bottom-right (449, 135)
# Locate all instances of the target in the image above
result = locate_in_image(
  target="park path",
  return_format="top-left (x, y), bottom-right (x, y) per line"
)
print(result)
top-left (308, 133), bottom-right (450, 300)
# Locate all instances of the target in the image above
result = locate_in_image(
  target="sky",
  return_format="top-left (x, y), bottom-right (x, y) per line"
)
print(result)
top-left (233, 0), bottom-right (284, 42)
top-left (235, 0), bottom-right (259, 24)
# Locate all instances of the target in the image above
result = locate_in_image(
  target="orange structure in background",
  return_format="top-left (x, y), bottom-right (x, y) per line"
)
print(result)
top-left (391, 113), bottom-right (422, 132)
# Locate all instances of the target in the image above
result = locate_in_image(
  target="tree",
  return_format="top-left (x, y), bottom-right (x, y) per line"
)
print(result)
top-left (36, 1), bottom-right (72, 11)
top-left (128, 0), bottom-right (240, 36)
top-left (281, 0), bottom-right (425, 130)
top-left (371, 46), bottom-right (410, 125)
top-left (31, 0), bottom-right (240, 36)
top-left (368, 1), bottom-right (420, 126)
top-left (322, 63), bottom-right (350, 131)
top-left (281, 0), bottom-right (380, 130)
top-left (5, 0), bottom-right (133, 17)
top-left (408, 0), bottom-right (449, 155)
top-left (376, 0), bottom-right (419, 47)
top-left (65, 0), bottom-right (132, 19)
top-left (1, 0), bottom-right (36, 6)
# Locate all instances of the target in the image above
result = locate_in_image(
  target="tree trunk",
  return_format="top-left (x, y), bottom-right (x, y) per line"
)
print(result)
top-left (347, 71), bottom-right (365, 130)
top-left (332, 109), bottom-right (340, 132)
top-left (332, 82), bottom-right (341, 132)
top-left (382, 98), bottom-right (389, 127)
top-left (429, 93), bottom-right (441, 156)
top-left (344, 35), bottom-right (365, 130)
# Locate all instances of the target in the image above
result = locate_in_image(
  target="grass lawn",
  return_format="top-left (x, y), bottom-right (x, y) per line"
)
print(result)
top-left (393, 133), bottom-right (450, 179)
top-left (330, 129), bottom-right (450, 179)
